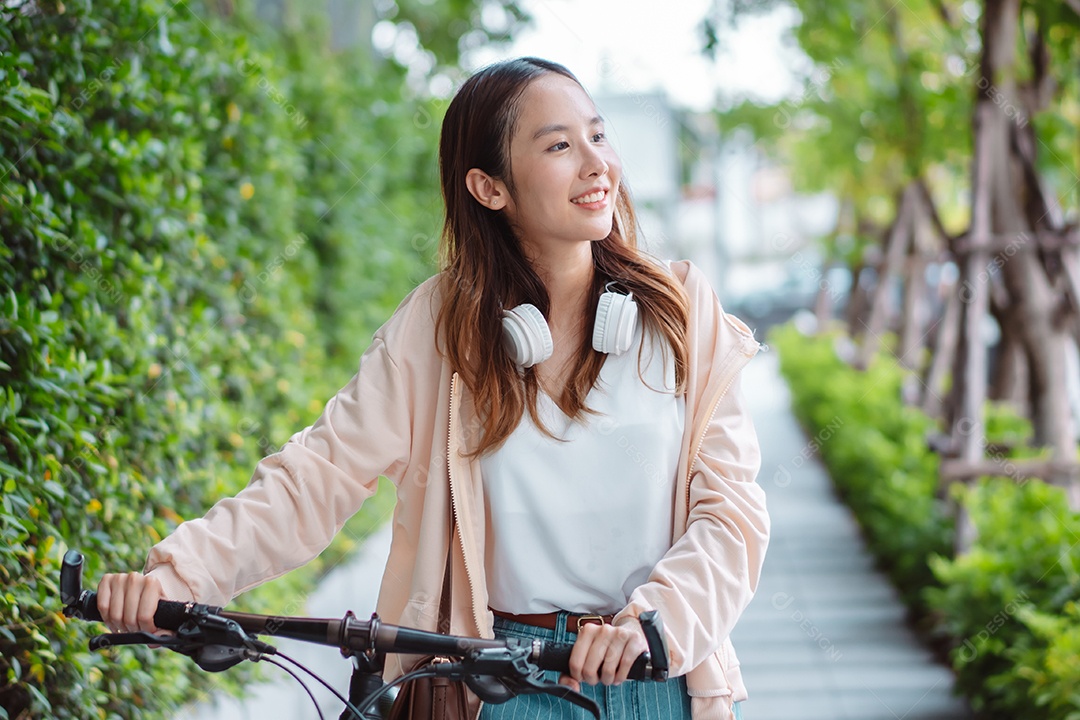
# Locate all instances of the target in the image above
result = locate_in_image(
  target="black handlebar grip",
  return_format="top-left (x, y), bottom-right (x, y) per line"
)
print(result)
top-left (60, 550), bottom-right (84, 606)
top-left (638, 610), bottom-right (669, 679)
top-left (627, 653), bottom-right (649, 680)
top-left (71, 591), bottom-right (103, 622)
top-left (152, 599), bottom-right (198, 630)
top-left (534, 641), bottom-right (575, 673)
top-left (534, 641), bottom-right (650, 681)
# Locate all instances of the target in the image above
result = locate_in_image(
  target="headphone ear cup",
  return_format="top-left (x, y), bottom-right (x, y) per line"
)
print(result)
top-left (501, 303), bottom-right (553, 368)
top-left (592, 291), bottom-right (639, 355)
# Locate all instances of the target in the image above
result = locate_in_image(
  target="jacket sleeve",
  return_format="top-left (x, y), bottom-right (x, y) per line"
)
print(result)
top-left (615, 375), bottom-right (767, 676)
top-left (144, 331), bottom-right (413, 606)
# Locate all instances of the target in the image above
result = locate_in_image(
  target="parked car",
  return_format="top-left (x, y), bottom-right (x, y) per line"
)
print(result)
top-left (726, 264), bottom-right (851, 336)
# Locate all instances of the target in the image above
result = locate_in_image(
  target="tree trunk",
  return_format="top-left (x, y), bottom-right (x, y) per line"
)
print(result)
top-left (813, 280), bottom-right (835, 331)
top-left (855, 185), bottom-right (916, 369)
top-left (988, 299), bottom-right (1028, 410)
top-left (922, 278), bottom-right (962, 420)
top-left (974, 0), bottom-right (1078, 500)
top-left (845, 260), bottom-right (871, 340)
top-left (899, 191), bottom-right (934, 373)
top-left (946, 0), bottom-right (1018, 554)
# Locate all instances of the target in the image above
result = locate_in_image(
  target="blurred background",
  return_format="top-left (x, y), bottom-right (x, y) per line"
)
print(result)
top-left (3, 0), bottom-right (1079, 718)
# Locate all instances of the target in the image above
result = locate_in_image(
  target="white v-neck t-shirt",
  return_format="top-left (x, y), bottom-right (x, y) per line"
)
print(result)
top-left (479, 321), bottom-right (686, 614)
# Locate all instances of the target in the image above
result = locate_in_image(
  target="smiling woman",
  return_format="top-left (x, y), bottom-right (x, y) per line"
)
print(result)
top-left (96, 57), bottom-right (766, 720)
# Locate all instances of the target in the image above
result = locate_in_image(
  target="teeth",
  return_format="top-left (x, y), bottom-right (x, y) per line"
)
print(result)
top-left (572, 190), bottom-right (606, 204)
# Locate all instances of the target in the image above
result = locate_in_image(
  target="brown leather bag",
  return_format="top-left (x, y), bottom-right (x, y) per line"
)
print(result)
top-left (386, 519), bottom-right (472, 720)
top-left (385, 659), bottom-right (471, 719)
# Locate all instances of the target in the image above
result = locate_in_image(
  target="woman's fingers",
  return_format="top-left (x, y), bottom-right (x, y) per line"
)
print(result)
top-left (99, 572), bottom-right (131, 633)
top-left (96, 574), bottom-right (115, 632)
top-left (612, 631), bottom-right (647, 685)
top-left (600, 635), bottom-right (626, 685)
top-left (569, 622), bottom-right (648, 686)
top-left (573, 624), bottom-right (610, 685)
top-left (122, 573), bottom-right (145, 632)
top-left (97, 572), bottom-right (163, 634)
top-left (136, 575), bottom-right (163, 633)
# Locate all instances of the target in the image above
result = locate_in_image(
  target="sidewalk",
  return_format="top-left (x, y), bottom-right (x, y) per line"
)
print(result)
top-left (730, 351), bottom-right (972, 719)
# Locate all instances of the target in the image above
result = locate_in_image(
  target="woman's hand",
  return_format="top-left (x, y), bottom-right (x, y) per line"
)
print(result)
top-left (97, 571), bottom-right (165, 634)
top-left (559, 621), bottom-right (649, 691)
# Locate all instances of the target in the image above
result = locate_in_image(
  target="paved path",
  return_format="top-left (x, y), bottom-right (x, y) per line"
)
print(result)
top-left (179, 344), bottom-right (973, 720)
top-left (730, 351), bottom-right (972, 719)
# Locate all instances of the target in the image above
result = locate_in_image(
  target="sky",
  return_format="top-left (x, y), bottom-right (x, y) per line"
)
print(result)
top-left (464, 0), bottom-right (805, 112)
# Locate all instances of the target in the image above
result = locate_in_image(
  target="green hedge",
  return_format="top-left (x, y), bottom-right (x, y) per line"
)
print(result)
top-left (0, 2), bottom-right (456, 717)
top-left (928, 480), bottom-right (1080, 718)
top-left (772, 324), bottom-right (1080, 719)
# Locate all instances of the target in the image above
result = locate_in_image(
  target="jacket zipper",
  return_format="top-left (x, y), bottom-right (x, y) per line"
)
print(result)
top-left (447, 372), bottom-right (486, 720)
top-left (446, 372), bottom-right (484, 635)
top-left (685, 353), bottom-right (754, 519)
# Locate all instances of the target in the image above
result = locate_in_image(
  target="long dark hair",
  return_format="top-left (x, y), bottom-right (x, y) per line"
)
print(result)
top-left (435, 57), bottom-right (689, 456)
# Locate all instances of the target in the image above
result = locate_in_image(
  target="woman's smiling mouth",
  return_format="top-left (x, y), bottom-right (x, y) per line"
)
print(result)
top-left (571, 188), bottom-right (608, 207)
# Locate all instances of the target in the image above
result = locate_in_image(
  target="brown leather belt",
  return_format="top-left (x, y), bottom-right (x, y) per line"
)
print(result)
top-left (491, 608), bottom-right (616, 634)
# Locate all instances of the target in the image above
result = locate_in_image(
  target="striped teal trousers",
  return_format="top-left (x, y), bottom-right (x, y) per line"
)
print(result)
top-left (479, 612), bottom-right (744, 720)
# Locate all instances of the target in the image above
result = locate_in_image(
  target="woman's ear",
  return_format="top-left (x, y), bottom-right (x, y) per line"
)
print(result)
top-left (465, 168), bottom-right (511, 211)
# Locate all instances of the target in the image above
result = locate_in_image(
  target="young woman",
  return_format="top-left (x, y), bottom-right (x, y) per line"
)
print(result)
top-left (97, 57), bottom-right (768, 720)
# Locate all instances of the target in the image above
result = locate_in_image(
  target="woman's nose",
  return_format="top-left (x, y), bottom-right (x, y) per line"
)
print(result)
top-left (581, 147), bottom-right (609, 178)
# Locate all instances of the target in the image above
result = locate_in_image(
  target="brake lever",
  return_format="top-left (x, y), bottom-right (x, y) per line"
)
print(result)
top-left (88, 613), bottom-right (279, 673)
top-left (443, 647), bottom-right (601, 719)
top-left (172, 618), bottom-right (279, 672)
top-left (463, 670), bottom-right (600, 720)
top-left (89, 632), bottom-right (181, 650)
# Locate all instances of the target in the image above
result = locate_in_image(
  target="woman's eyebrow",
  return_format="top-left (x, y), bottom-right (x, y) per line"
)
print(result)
top-left (531, 115), bottom-right (604, 141)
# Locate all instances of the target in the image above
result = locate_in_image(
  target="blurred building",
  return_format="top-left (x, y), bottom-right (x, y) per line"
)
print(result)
top-left (597, 90), bottom-right (839, 331)
top-left (592, 91), bottom-right (681, 260)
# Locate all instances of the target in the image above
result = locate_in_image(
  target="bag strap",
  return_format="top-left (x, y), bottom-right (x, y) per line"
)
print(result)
top-left (436, 508), bottom-right (455, 636)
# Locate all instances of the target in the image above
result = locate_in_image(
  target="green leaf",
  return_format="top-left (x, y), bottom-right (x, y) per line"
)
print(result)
top-left (43, 481), bottom-right (66, 499)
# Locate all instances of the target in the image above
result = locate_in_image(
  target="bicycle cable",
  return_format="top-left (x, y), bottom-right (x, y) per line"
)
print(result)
top-left (275, 649), bottom-right (366, 720)
top-left (354, 665), bottom-right (444, 718)
top-left (262, 656), bottom-right (326, 720)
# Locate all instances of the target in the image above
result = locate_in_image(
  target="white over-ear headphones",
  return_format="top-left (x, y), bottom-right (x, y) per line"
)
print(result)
top-left (501, 283), bottom-right (640, 368)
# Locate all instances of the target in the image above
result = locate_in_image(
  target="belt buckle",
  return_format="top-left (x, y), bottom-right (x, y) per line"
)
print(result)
top-left (575, 614), bottom-right (606, 632)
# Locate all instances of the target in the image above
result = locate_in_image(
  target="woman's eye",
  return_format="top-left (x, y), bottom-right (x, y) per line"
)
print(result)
top-left (548, 141), bottom-right (569, 152)
top-left (592, 132), bottom-right (606, 142)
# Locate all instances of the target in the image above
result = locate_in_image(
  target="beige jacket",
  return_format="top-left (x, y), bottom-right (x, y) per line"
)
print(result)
top-left (146, 259), bottom-right (768, 720)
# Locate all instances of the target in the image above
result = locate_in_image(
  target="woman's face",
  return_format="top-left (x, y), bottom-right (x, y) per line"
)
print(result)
top-left (500, 73), bottom-right (622, 258)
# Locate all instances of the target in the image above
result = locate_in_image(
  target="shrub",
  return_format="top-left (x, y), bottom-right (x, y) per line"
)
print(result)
top-left (1012, 602), bottom-right (1080, 719)
top-left (928, 479), bottom-right (1080, 719)
top-left (0, 1), bottom-right (455, 717)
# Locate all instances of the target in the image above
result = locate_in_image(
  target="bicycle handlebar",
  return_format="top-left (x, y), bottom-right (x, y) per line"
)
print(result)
top-left (61, 550), bottom-right (668, 681)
